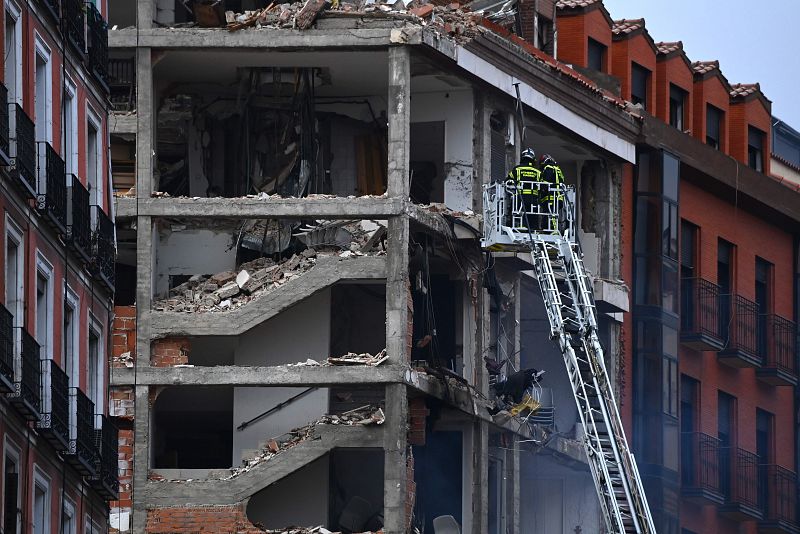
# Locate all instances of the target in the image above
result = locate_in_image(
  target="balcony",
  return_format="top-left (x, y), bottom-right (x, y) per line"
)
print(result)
top-left (7, 329), bottom-right (41, 420)
top-left (90, 206), bottom-right (115, 291)
top-left (63, 0), bottom-right (85, 55)
top-left (0, 82), bottom-right (11, 165)
top-left (758, 465), bottom-right (799, 534)
top-left (8, 103), bottom-right (37, 199)
top-left (718, 294), bottom-right (762, 368)
top-left (66, 387), bottom-right (98, 476)
top-left (36, 359), bottom-right (70, 452)
top-left (90, 415), bottom-right (119, 500)
top-left (36, 142), bottom-right (68, 235)
top-left (67, 174), bottom-right (92, 263)
top-left (755, 314), bottom-right (798, 387)
top-left (109, 57), bottom-right (135, 112)
top-left (681, 432), bottom-right (725, 505)
top-left (86, 4), bottom-right (108, 88)
top-left (720, 447), bottom-right (763, 521)
top-left (0, 304), bottom-right (13, 394)
top-left (681, 278), bottom-right (725, 351)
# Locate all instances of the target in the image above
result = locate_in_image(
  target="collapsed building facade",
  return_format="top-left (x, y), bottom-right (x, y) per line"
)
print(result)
top-left (105, 0), bottom-right (800, 533)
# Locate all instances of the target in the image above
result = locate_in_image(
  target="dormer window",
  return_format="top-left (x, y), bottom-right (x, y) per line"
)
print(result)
top-left (631, 63), bottom-right (650, 109)
top-left (747, 126), bottom-right (764, 172)
top-left (669, 84), bottom-right (687, 131)
top-left (588, 38), bottom-right (606, 72)
top-left (706, 104), bottom-right (723, 149)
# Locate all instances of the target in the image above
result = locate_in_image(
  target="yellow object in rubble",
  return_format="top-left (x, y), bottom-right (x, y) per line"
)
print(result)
top-left (509, 393), bottom-right (540, 416)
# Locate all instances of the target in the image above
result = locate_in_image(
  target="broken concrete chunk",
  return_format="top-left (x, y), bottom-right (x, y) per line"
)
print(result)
top-left (241, 264), bottom-right (281, 294)
top-left (236, 270), bottom-right (251, 288)
top-left (214, 281), bottom-right (240, 300)
top-left (210, 270), bottom-right (236, 285)
top-left (301, 247), bottom-right (317, 259)
top-left (202, 293), bottom-right (222, 307)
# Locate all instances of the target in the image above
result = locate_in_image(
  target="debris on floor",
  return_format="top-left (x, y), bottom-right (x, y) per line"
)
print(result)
top-left (289, 349), bottom-right (388, 367)
top-left (225, 405), bottom-right (384, 479)
top-left (260, 527), bottom-right (380, 534)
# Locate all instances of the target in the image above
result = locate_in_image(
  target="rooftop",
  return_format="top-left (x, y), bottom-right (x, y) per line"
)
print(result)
top-left (612, 18), bottom-right (644, 35)
top-left (655, 41), bottom-right (682, 55)
top-left (691, 60), bottom-right (720, 75)
top-left (556, 0), bottom-right (602, 8)
top-left (730, 82), bottom-right (760, 98)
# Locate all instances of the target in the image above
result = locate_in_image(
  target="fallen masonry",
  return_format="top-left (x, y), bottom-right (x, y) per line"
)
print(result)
top-left (260, 527), bottom-right (380, 534)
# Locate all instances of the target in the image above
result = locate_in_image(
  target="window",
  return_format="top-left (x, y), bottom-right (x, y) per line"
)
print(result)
top-left (748, 126), bottom-right (765, 172)
top-left (669, 84), bottom-right (687, 130)
top-left (706, 104), bottom-right (723, 149)
top-left (718, 391), bottom-right (736, 497)
top-left (631, 63), bottom-right (650, 109)
top-left (662, 358), bottom-right (678, 417)
top-left (680, 375), bottom-right (699, 485)
top-left (33, 36), bottom-right (52, 145)
top-left (64, 288), bottom-right (80, 385)
top-left (756, 409), bottom-right (774, 464)
top-left (5, 217), bottom-right (24, 364)
top-left (4, 0), bottom-right (23, 106)
top-left (537, 16), bottom-right (554, 55)
top-left (32, 469), bottom-right (50, 534)
top-left (88, 320), bottom-right (104, 426)
top-left (755, 257), bottom-right (772, 356)
top-left (62, 77), bottom-right (79, 175)
top-left (487, 454), bottom-right (505, 534)
top-left (87, 109), bottom-right (103, 209)
top-left (35, 254), bottom-right (54, 360)
top-left (62, 499), bottom-right (77, 534)
top-left (680, 220), bottom-right (697, 279)
top-left (717, 240), bottom-right (735, 295)
top-left (86, 515), bottom-right (102, 534)
top-left (587, 38), bottom-right (606, 71)
top-left (2, 440), bottom-right (21, 534)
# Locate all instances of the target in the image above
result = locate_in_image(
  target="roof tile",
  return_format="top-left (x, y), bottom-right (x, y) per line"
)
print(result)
top-left (691, 60), bottom-right (719, 75)
top-left (655, 41), bottom-right (682, 55)
top-left (612, 18), bottom-right (644, 35)
top-left (730, 83), bottom-right (760, 98)
top-left (556, 0), bottom-right (601, 8)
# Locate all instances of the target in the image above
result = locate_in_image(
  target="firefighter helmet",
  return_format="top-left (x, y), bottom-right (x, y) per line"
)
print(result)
top-left (520, 148), bottom-right (536, 165)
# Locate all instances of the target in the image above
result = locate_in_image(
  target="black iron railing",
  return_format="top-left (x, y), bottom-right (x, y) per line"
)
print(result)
top-left (91, 206), bottom-right (115, 291)
top-left (67, 174), bottom-right (91, 262)
top-left (758, 314), bottom-right (797, 375)
top-left (0, 82), bottom-right (10, 164)
top-left (720, 447), bottom-right (761, 511)
top-left (681, 432), bottom-right (722, 496)
top-left (758, 465), bottom-right (798, 527)
top-left (109, 58), bottom-right (135, 112)
top-left (37, 359), bottom-right (70, 450)
top-left (681, 278), bottom-right (724, 349)
top-left (86, 3), bottom-right (108, 86)
top-left (63, 0), bottom-right (85, 54)
top-left (91, 415), bottom-right (119, 500)
top-left (9, 328), bottom-right (41, 420)
top-left (36, 142), bottom-right (68, 234)
top-left (68, 387), bottom-right (98, 475)
top-left (9, 103), bottom-right (37, 198)
top-left (0, 304), bottom-right (14, 393)
top-left (718, 294), bottom-right (761, 363)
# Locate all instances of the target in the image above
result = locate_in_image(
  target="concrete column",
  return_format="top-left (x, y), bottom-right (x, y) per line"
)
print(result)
top-left (471, 421), bottom-right (489, 534)
top-left (136, 48), bottom-right (153, 199)
top-left (385, 215), bottom-right (409, 365)
top-left (383, 383), bottom-right (408, 534)
top-left (387, 46), bottom-right (410, 199)
top-left (136, 0), bottom-right (154, 29)
top-left (135, 216), bottom-right (153, 370)
top-left (472, 92), bottom-right (491, 213)
top-left (131, 385), bottom-right (151, 532)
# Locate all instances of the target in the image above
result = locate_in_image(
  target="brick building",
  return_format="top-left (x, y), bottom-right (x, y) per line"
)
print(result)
top-left (0, 0), bottom-right (117, 532)
top-left (557, 2), bottom-right (799, 533)
top-left (102, 0), bottom-right (798, 532)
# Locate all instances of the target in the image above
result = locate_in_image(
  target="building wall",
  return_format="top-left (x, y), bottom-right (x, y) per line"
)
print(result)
top-left (611, 34), bottom-right (656, 110)
top-left (655, 56), bottom-right (693, 130)
top-left (729, 97), bottom-right (772, 175)
top-left (556, 9), bottom-right (613, 72)
top-left (692, 74), bottom-right (730, 152)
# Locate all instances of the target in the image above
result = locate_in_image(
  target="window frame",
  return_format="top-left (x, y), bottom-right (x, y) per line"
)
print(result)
top-left (706, 104), bottom-right (723, 149)
top-left (62, 75), bottom-right (79, 176)
top-left (2, 436), bottom-right (22, 534)
top-left (87, 314), bottom-right (105, 426)
top-left (631, 62), bottom-right (650, 110)
top-left (4, 0), bottom-right (23, 106)
top-left (35, 251), bottom-right (55, 361)
top-left (587, 37), bottom-right (606, 72)
top-left (748, 126), bottom-right (765, 172)
top-left (62, 497), bottom-right (77, 534)
top-left (668, 84), bottom-right (687, 131)
top-left (86, 105), bottom-right (104, 210)
top-left (33, 33), bottom-right (53, 145)
top-left (31, 466), bottom-right (51, 534)
top-left (64, 285), bottom-right (80, 385)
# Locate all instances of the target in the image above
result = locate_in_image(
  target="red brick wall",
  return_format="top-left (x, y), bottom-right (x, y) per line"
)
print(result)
top-left (112, 306), bottom-right (137, 368)
top-left (145, 504), bottom-right (264, 533)
top-left (408, 397), bottom-right (429, 445)
top-left (692, 74), bottom-right (730, 152)
top-left (655, 56), bottom-right (693, 129)
top-left (611, 33), bottom-right (656, 110)
top-left (557, 9), bottom-right (612, 72)
top-left (151, 337), bottom-right (191, 366)
top-left (729, 97), bottom-right (772, 175)
top-left (619, 163), bottom-right (634, 433)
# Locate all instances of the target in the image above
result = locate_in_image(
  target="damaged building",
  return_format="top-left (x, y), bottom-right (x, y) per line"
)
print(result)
top-left (102, 0), bottom-right (800, 533)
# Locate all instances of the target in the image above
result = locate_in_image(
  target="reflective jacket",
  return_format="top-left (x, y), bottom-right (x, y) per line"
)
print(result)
top-left (540, 164), bottom-right (564, 200)
top-left (507, 165), bottom-right (541, 195)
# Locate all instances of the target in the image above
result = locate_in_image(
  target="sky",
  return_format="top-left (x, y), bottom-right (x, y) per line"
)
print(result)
top-left (600, 0), bottom-right (800, 127)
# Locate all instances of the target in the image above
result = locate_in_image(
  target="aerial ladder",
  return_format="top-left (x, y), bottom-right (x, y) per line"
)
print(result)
top-left (482, 179), bottom-right (657, 534)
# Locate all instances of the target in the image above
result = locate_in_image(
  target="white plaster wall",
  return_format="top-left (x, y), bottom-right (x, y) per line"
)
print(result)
top-left (155, 228), bottom-right (237, 296)
top-left (231, 290), bottom-right (331, 465)
top-left (246, 456), bottom-right (330, 529)
top-left (771, 157), bottom-right (800, 187)
top-left (411, 90), bottom-right (474, 211)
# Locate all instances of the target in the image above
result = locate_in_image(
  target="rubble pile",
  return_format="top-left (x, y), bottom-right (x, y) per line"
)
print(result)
top-left (260, 527), bottom-right (379, 534)
top-left (289, 349), bottom-right (389, 367)
top-left (153, 220), bottom-right (385, 312)
top-left (227, 405), bottom-right (384, 478)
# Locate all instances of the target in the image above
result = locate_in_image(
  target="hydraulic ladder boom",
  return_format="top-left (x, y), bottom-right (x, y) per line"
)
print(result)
top-left (482, 181), bottom-right (656, 534)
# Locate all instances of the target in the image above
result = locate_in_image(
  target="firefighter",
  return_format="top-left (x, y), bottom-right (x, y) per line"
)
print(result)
top-left (506, 148), bottom-right (541, 229)
top-left (539, 154), bottom-right (565, 233)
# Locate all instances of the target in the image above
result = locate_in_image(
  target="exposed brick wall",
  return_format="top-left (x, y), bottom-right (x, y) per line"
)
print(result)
top-left (110, 386), bottom-right (135, 419)
top-left (557, 9), bottom-right (613, 72)
top-left (407, 281), bottom-right (414, 361)
top-left (151, 337), bottom-right (191, 367)
top-left (619, 163), bottom-right (634, 434)
top-left (611, 32), bottom-right (656, 110)
top-left (654, 56), bottom-right (693, 130)
top-left (110, 426), bottom-right (134, 527)
top-left (112, 306), bottom-right (137, 368)
top-left (692, 74), bottom-right (730, 152)
top-left (729, 97), bottom-right (772, 174)
top-left (145, 505), bottom-right (265, 533)
top-left (408, 397), bottom-right (429, 445)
